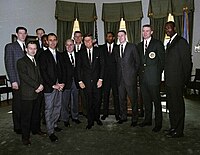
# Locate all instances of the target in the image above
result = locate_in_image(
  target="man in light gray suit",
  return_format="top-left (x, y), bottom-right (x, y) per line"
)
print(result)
top-left (4, 26), bottom-right (27, 134)
top-left (114, 30), bottom-right (140, 127)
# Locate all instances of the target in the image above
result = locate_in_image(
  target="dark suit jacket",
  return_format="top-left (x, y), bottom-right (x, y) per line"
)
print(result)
top-left (99, 43), bottom-right (117, 81)
top-left (38, 48), bottom-right (65, 93)
top-left (165, 35), bottom-right (192, 87)
top-left (17, 55), bottom-right (42, 100)
top-left (137, 38), bottom-right (165, 85)
top-left (114, 42), bottom-right (140, 86)
top-left (4, 41), bottom-right (25, 84)
top-left (77, 47), bottom-right (104, 89)
top-left (62, 51), bottom-right (79, 89)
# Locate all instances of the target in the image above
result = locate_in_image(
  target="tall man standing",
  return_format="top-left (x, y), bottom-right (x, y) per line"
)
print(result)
top-left (100, 32), bottom-right (120, 121)
top-left (164, 21), bottom-right (192, 138)
top-left (39, 33), bottom-right (65, 142)
top-left (4, 26), bottom-right (27, 134)
top-left (77, 33), bottom-right (104, 129)
top-left (137, 24), bottom-right (165, 132)
top-left (114, 30), bottom-right (140, 126)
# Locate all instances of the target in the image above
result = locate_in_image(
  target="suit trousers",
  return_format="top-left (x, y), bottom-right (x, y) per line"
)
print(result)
top-left (12, 89), bottom-right (21, 131)
top-left (166, 85), bottom-right (185, 134)
top-left (141, 82), bottom-right (162, 127)
top-left (61, 80), bottom-right (79, 122)
top-left (118, 78), bottom-right (138, 122)
top-left (102, 76), bottom-right (119, 117)
top-left (84, 82), bottom-right (101, 126)
top-left (21, 99), bottom-right (40, 139)
top-left (44, 89), bottom-right (62, 135)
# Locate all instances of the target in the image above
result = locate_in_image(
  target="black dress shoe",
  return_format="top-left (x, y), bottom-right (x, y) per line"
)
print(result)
top-left (152, 127), bottom-right (161, 132)
top-left (86, 124), bottom-right (92, 129)
top-left (115, 115), bottom-right (120, 121)
top-left (54, 127), bottom-right (62, 132)
top-left (22, 138), bottom-right (31, 146)
top-left (64, 121), bottom-right (70, 127)
top-left (130, 122), bottom-right (137, 127)
top-left (96, 119), bottom-right (103, 126)
top-left (72, 119), bottom-right (81, 124)
top-left (101, 115), bottom-right (108, 120)
top-left (49, 133), bottom-right (58, 142)
top-left (32, 131), bottom-right (47, 136)
top-left (14, 129), bottom-right (22, 134)
top-left (139, 122), bottom-right (152, 127)
top-left (117, 119), bottom-right (127, 124)
top-left (166, 131), bottom-right (184, 138)
top-left (163, 128), bottom-right (175, 134)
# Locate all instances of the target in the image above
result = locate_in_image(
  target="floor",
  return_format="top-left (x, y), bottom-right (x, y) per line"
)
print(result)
top-left (0, 95), bottom-right (200, 155)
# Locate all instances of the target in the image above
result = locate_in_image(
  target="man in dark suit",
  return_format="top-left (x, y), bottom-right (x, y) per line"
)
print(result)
top-left (74, 31), bottom-right (86, 52)
top-left (35, 28), bottom-right (45, 49)
top-left (114, 30), bottom-right (140, 127)
top-left (60, 39), bottom-right (81, 127)
top-left (17, 41), bottom-right (44, 146)
top-left (137, 24), bottom-right (165, 132)
top-left (77, 33), bottom-right (104, 129)
top-left (99, 32), bottom-right (120, 121)
top-left (164, 21), bottom-right (192, 138)
top-left (38, 33), bottom-right (65, 142)
top-left (4, 26), bottom-right (27, 134)
top-left (35, 34), bottom-right (48, 125)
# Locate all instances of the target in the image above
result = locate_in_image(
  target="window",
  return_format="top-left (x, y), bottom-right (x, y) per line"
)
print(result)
top-left (117, 18), bottom-right (128, 44)
top-left (71, 18), bottom-right (80, 39)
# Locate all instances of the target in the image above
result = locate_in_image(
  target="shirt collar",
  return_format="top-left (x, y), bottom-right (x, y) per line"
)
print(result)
top-left (170, 33), bottom-right (177, 43)
top-left (26, 54), bottom-right (34, 61)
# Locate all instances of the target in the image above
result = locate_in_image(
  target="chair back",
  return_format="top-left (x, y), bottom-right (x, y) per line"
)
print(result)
top-left (195, 69), bottom-right (200, 82)
top-left (0, 75), bottom-right (8, 87)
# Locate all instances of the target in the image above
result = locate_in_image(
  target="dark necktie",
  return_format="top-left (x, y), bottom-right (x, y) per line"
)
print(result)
top-left (70, 53), bottom-right (74, 66)
top-left (144, 40), bottom-right (148, 55)
top-left (88, 49), bottom-right (92, 64)
top-left (23, 43), bottom-right (26, 54)
top-left (121, 44), bottom-right (124, 58)
top-left (167, 38), bottom-right (171, 48)
top-left (108, 44), bottom-right (111, 54)
top-left (32, 58), bottom-right (36, 66)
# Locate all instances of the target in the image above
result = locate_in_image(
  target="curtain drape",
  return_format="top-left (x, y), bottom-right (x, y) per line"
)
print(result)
top-left (148, 0), bottom-right (194, 42)
top-left (55, 1), bottom-right (97, 50)
top-left (102, 1), bottom-right (143, 43)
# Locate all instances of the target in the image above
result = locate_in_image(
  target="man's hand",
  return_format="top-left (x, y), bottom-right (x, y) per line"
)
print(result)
top-left (79, 81), bottom-right (85, 89)
top-left (97, 80), bottom-right (102, 88)
top-left (12, 82), bottom-right (19, 90)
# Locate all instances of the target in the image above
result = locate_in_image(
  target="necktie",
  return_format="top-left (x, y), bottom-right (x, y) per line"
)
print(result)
top-left (70, 53), bottom-right (74, 66)
top-left (32, 58), bottom-right (36, 66)
top-left (121, 44), bottom-right (124, 58)
top-left (52, 51), bottom-right (57, 63)
top-left (144, 40), bottom-right (148, 55)
top-left (167, 38), bottom-right (171, 48)
top-left (23, 43), bottom-right (26, 53)
top-left (77, 44), bottom-right (79, 52)
top-left (88, 49), bottom-right (92, 64)
top-left (108, 44), bottom-right (111, 54)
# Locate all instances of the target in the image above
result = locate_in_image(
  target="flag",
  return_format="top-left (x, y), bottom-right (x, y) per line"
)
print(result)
top-left (183, 9), bottom-right (189, 43)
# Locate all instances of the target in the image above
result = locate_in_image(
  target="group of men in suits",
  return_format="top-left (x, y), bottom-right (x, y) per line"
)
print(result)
top-left (4, 21), bottom-right (192, 146)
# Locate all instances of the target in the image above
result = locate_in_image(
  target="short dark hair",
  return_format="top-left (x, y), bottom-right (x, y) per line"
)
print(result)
top-left (142, 24), bottom-right (153, 31)
top-left (16, 27), bottom-right (27, 33)
top-left (41, 34), bottom-right (48, 41)
top-left (118, 30), bottom-right (126, 35)
top-left (74, 31), bottom-right (82, 36)
top-left (26, 41), bottom-right (37, 47)
top-left (106, 32), bottom-right (115, 37)
top-left (165, 21), bottom-right (176, 27)
top-left (36, 28), bottom-right (45, 33)
top-left (47, 33), bottom-right (57, 40)
top-left (83, 33), bottom-right (93, 40)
